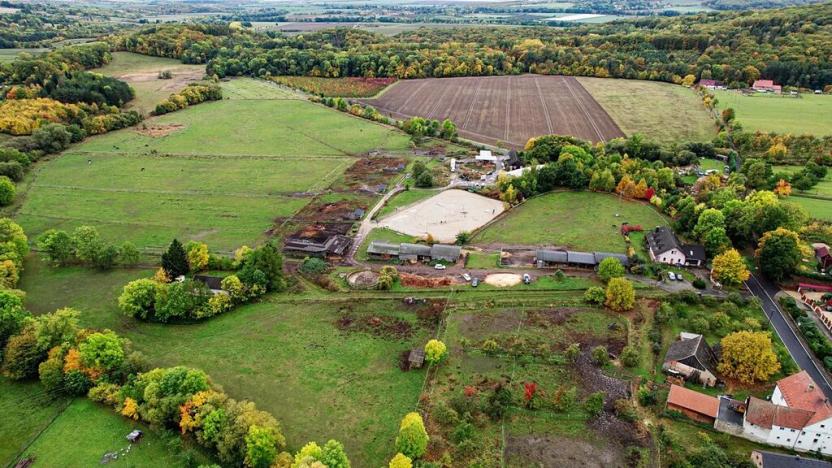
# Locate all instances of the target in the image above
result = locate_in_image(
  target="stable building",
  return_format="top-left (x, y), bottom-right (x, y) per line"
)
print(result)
top-left (535, 249), bottom-right (629, 269)
top-left (283, 235), bottom-right (352, 258)
top-left (366, 241), bottom-right (461, 263)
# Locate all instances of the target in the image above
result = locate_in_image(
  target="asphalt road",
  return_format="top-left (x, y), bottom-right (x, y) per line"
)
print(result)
top-left (746, 273), bottom-right (832, 399)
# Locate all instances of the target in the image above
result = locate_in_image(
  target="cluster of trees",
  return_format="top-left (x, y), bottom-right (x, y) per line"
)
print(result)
top-left (781, 296), bottom-right (832, 371)
top-left (316, 96), bottom-right (393, 127)
top-left (401, 117), bottom-right (457, 143)
top-left (119, 240), bottom-right (286, 322)
top-left (37, 226), bottom-right (141, 270)
top-left (0, 94), bottom-right (142, 137)
top-left (0, 3), bottom-right (122, 49)
top-left (410, 160), bottom-right (434, 188)
top-left (726, 130), bottom-right (832, 166)
top-left (42, 72), bottom-right (134, 107)
top-left (583, 258), bottom-right (636, 312)
top-left (0, 218), bottom-right (29, 291)
top-left (153, 83), bottom-right (223, 115)
top-left (0, 303), bottom-right (292, 467)
top-left (498, 135), bottom-right (681, 205)
top-left (114, 5), bottom-right (832, 89)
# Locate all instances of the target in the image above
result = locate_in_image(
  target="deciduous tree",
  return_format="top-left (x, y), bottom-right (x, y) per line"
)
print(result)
top-left (395, 412), bottom-right (428, 459)
top-left (711, 248), bottom-right (749, 286)
top-left (605, 277), bottom-right (635, 312)
top-left (425, 339), bottom-right (447, 365)
top-left (755, 228), bottom-right (802, 281)
top-left (597, 257), bottom-right (625, 282)
top-left (718, 331), bottom-right (780, 384)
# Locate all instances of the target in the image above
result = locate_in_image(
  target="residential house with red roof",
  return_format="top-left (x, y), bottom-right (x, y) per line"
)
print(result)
top-left (741, 371), bottom-right (832, 455)
top-left (753, 79), bottom-right (783, 94)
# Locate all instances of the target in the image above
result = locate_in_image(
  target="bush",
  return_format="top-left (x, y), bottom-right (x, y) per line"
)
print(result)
top-left (598, 257), bottom-right (626, 282)
top-left (620, 345), bottom-right (639, 367)
top-left (424, 339), bottom-right (447, 365)
top-left (591, 345), bottom-right (609, 366)
top-left (395, 412), bottom-right (428, 459)
top-left (584, 391), bottom-right (605, 417)
top-left (0, 176), bottom-right (15, 206)
top-left (692, 278), bottom-right (707, 289)
top-left (415, 171), bottom-right (433, 188)
top-left (584, 286), bottom-right (606, 304)
top-left (300, 257), bottom-right (328, 275)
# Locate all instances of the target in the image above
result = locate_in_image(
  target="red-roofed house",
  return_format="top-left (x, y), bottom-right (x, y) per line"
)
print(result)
top-left (699, 79), bottom-right (726, 90)
top-left (753, 80), bottom-right (783, 94)
top-left (667, 384), bottom-right (720, 424)
top-left (739, 371), bottom-right (832, 455)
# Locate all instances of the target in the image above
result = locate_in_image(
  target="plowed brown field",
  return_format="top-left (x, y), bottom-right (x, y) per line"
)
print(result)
top-left (360, 74), bottom-right (624, 148)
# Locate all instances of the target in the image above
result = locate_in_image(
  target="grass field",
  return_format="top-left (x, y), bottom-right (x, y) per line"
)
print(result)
top-left (774, 165), bottom-right (832, 198)
top-left (93, 52), bottom-right (206, 115)
top-left (15, 98), bottom-right (410, 250)
top-left (789, 196), bottom-right (832, 222)
top-left (578, 77), bottom-right (716, 143)
top-left (0, 379), bottom-right (70, 466)
top-left (19, 399), bottom-right (207, 467)
top-left (473, 191), bottom-right (668, 252)
top-left (0, 48), bottom-right (48, 62)
top-left (221, 77), bottom-right (300, 100)
top-left (18, 260), bottom-right (431, 467)
top-left (465, 251), bottom-right (500, 268)
top-left (714, 91), bottom-right (832, 135)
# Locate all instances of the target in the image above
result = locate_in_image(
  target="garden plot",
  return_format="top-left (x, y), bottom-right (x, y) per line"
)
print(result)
top-left (422, 305), bottom-right (634, 465)
top-left (377, 189), bottom-right (505, 243)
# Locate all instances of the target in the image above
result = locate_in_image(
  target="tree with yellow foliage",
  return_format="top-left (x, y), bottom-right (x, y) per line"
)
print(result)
top-left (501, 184), bottom-right (518, 204)
top-left (718, 331), bottom-right (780, 384)
top-left (121, 397), bottom-right (140, 420)
top-left (389, 453), bottom-right (412, 468)
top-left (681, 74), bottom-right (696, 87)
top-left (774, 179), bottom-right (792, 197)
top-left (186, 241), bottom-right (210, 272)
top-left (711, 248), bottom-right (749, 287)
top-left (605, 277), bottom-right (635, 312)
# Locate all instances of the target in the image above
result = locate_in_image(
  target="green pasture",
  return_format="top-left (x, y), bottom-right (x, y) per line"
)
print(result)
top-left (774, 165), bottom-right (832, 198)
top-left (714, 91), bottom-right (832, 135)
top-left (18, 261), bottom-right (430, 467)
top-left (465, 251), bottom-right (500, 269)
top-left (0, 379), bottom-right (70, 466)
top-left (16, 98), bottom-right (410, 250)
top-left (19, 399), bottom-right (206, 467)
top-left (0, 48), bottom-right (48, 62)
top-left (789, 196), bottom-right (832, 222)
top-left (577, 77), bottom-right (715, 143)
top-left (79, 100), bottom-right (410, 158)
top-left (221, 77), bottom-right (300, 100)
top-left (93, 52), bottom-right (207, 115)
top-left (473, 191), bottom-right (668, 252)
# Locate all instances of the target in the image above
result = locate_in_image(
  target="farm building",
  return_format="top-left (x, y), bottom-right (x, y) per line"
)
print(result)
top-left (535, 249), bottom-right (629, 268)
top-left (751, 450), bottom-right (831, 468)
top-left (366, 241), bottom-right (461, 263)
top-left (646, 227), bottom-right (706, 267)
top-left (662, 332), bottom-right (719, 387)
top-left (283, 235), bottom-right (352, 258)
top-left (699, 79), bottom-right (726, 90)
top-left (753, 80), bottom-right (782, 94)
top-left (666, 384), bottom-right (719, 425)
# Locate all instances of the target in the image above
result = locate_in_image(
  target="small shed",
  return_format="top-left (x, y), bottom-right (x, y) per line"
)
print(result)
top-left (408, 348), bottom-right (425, 369)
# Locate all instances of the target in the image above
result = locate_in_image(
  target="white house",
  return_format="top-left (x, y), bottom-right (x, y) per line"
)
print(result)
top-left (741, 372), bottom-right (832, 455)
top-left (646, 227), bottom-right (706, 267)
top-left (476, 150), bottom-right (496, 161)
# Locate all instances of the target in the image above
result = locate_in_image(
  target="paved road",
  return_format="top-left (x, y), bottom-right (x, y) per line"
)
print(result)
top-left (746, 273), bottom-right (832, 399)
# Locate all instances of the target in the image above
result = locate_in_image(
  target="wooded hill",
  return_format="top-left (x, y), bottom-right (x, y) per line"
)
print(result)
top-left (110, 3), bottom-right (832, 89)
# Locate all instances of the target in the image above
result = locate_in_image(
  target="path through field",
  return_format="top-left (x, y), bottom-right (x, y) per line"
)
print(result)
top-left (360, 74), bottom-right (624, 148)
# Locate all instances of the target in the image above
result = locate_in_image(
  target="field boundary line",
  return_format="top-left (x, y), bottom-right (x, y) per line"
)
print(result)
top-left (399, 80), bottom-right (431, 113)
top-left (29, 184), bottom-right (308, 199)
top-left (5, 397), bottom-right (74, 468)
top-left (504, 76), bottom-right (512, 141)
top-left (533, 76), bottom-right (555, 134)
top-left (563, 77), bottom-right (604, 142)
top-left (461, 78), bottom-right (485, 130)
top-left (72, 150), bottom-right (351, 161)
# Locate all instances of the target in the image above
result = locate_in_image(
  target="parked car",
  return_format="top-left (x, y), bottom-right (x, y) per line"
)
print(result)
top-left (667, 272), bottom-right (677, 281)
top-left (523, 274), bottom-right (531, 284)
top-left (676, 273), bottom-right (685, 282)
top-left (471, 278), bottom-right (479, 287)
top-left (434, 264), bottom-right (446, 270)
top-left (462, 273), bottom-right (472, 281)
